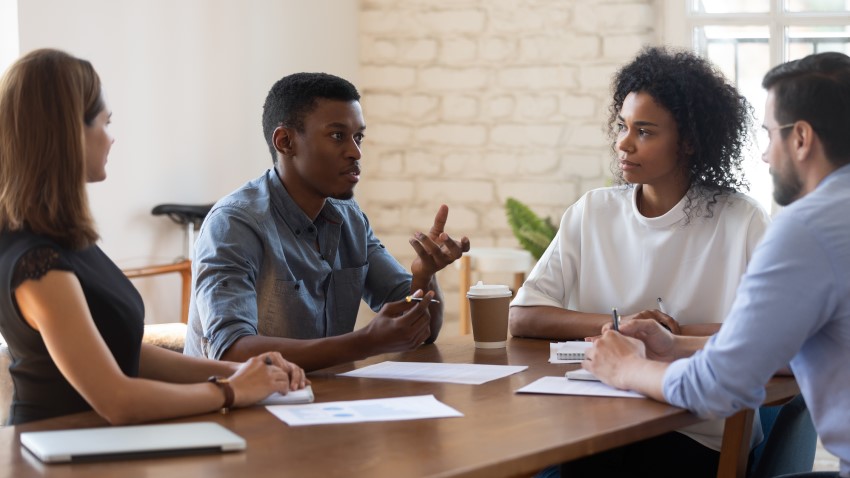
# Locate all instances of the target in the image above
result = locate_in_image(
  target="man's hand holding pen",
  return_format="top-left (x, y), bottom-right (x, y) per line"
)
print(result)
top-left (599, 318), bottom-right (679, 362)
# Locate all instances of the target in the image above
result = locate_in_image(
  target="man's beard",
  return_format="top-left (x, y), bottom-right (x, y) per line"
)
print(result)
top-left (332, 190), bottom-right (355, 201)
top-left (771, 163), bottom-right (803, 206)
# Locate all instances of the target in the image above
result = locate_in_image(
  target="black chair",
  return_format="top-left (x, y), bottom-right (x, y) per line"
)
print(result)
top-left (124, 203), bottom-right (212, 352)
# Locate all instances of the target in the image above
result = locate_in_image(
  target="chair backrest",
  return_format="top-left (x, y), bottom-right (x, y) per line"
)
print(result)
top-left (748, 394), bottom-right (817, 478)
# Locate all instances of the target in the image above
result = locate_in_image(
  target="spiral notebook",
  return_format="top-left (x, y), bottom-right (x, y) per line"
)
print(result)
top-left (555, 341), bottom-right (592, 361)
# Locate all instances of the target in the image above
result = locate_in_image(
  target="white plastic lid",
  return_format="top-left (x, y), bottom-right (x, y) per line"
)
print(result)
top-left (466, 281), bottom-right (512, 298)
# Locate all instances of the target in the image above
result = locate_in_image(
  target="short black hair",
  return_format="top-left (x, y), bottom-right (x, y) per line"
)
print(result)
top-left (608, 46), bottom-right (753, 219)
top-left (261, 72), bottom-right (360, 162)
top-left (762, 51), bottom-right (850, 166)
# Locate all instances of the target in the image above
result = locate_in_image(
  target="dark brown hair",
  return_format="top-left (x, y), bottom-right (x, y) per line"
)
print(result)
top-left (0, 49), bottom-right (103, 249)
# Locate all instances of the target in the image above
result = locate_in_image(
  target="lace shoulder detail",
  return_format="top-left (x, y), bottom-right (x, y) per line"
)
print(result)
top-left (11, 246), bottom-right (71, 290)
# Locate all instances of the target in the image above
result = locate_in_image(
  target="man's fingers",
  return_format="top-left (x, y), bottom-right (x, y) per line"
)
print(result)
top-left (412, 232), bottom-right (443, 256)
top-left (459, 236), bottom-right (471, 252)
top-left (429, 204), bottom-right (449, 237)
top-left (440, 233), bottom-right (465, 257)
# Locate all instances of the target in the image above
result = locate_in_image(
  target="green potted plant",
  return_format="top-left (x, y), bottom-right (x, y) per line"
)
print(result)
top-left (504, 197), bottom-right (557, 260)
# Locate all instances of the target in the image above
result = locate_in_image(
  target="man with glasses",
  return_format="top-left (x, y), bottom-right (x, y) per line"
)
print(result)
top-left (585, 51), bottom-right (850, 477)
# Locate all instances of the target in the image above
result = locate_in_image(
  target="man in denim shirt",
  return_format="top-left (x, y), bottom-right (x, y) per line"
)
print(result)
top-left (184, 73), bottom-right (469, 371)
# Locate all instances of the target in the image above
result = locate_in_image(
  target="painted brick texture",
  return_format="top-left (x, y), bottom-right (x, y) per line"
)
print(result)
top-left (357, 0), bottom-right (658, 324)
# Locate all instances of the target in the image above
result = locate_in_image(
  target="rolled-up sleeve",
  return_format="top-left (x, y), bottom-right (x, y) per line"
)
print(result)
top-left (512, 198), bottom-right (584, 308)
top-left (193, 206), bottom-right (264, 359)
top-left (663, 215), bottom-right (836, 419)
top-left (361, 214), bottom-right (411, 311)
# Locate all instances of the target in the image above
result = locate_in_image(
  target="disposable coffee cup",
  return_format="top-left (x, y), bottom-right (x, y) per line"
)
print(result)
top-left (467, 281), bottom-right (512, 349)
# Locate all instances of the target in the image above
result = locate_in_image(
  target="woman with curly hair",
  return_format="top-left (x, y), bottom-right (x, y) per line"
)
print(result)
top-left (510, 46), bottom-right (770, 476)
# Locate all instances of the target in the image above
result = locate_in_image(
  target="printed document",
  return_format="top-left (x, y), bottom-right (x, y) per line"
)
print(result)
top-left (266, 394), bottom-right (463, 426)
top-left (517, 376), bottom-right (644, 398)
top-left (338, 361), bottom-right (527, 385)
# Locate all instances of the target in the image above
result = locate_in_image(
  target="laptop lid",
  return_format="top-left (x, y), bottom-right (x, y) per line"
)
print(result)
top-left (20, 421), bottom-right (246, 463)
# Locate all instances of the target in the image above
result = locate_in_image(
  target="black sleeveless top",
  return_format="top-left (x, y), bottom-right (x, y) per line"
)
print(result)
top-left (0, 230), bottom-right (144, 425)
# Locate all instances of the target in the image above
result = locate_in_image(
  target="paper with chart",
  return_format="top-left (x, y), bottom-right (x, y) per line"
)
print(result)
top-left (517, 376), bottom-right (644, 398)
top-left (338, 361), bottom-right (528, 385)
top-left (265, 394), bottom-right (463, 426)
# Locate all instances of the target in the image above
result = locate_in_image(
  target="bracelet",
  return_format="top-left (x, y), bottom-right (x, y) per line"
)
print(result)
top-left (207, 376), bottom-right (235, 414)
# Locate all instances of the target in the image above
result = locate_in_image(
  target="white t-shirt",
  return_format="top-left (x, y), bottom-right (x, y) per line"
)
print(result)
top-left (512, 185), bottom-right (771, 451)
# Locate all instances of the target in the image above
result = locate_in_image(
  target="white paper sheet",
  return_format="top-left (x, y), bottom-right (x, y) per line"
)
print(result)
top-left (338, 361), bottom-right (528, 385)
top-left (265, 394), bottom-right (463, 426)
top-left (259, 385), bottom-right (315, 405)
top-left (516, 376), bottom-right (645, 398)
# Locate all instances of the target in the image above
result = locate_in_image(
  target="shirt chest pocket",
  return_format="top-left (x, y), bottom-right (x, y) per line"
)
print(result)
top-left (328, 263), bottom-right (368, 334)
top-left (259, 279), bottom-right (315, 339)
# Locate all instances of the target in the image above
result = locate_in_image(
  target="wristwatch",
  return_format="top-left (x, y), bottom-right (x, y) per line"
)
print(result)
top-left (207, 376), bottom-right (235, 414)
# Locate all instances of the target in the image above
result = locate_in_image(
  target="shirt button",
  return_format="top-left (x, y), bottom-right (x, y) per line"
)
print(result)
top-left (295, 229), bottom-right (301, 235)
top-left (294, 284), bottom-right (300, 290)
top-left (307, 226), bottom-right (315, 233)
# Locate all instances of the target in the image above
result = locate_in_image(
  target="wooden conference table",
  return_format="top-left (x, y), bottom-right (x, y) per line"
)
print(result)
top-left (0, 335), bottom-right (798, 478)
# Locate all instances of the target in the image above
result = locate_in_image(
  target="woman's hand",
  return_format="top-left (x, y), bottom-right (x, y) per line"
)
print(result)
top-left (618, 309), bottom-right (681, 335)
top-left (228, 353), bottom-right (309, 408)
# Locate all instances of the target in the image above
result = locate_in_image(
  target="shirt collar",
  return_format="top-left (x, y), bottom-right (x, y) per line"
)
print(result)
top-left (631, 184), bottom-right (689, 229)
top-left (817, 162), bottom-right (850, 190)
top-left (266, 169), bottom-right (343, 233)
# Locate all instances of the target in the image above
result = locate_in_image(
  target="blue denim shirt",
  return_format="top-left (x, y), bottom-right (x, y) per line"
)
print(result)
top-left (184, 169), bottom-right (412, 359)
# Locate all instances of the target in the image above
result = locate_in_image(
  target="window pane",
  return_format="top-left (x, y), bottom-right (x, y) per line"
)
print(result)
top-left (694, 25), bottom-right (773, 211)
top-left (786, 25), bottom-right (850, 60)
top-left (785, 0), bottom-right (850, 12)
top-left (694, 26), bottom-right (770, 86)
top-left (692, 0), bottom-right (769, 13)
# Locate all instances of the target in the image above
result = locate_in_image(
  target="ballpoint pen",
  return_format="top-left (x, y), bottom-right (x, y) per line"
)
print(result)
top-left (405, 296), bottom-right (441, 304)
top-left (656, 297), bottom-right (668, 315)
top-left (656, 297), bottom-right (673, 332)
top-left (611, 307), bottom-right (619, 332)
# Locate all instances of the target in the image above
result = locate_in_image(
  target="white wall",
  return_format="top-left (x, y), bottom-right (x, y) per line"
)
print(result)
top-left (0, 0), bottom-right (18, 72)
top-left (16, 0), bottom-right (359, 323)
top-left (356, 0), bottom-right (659, 326)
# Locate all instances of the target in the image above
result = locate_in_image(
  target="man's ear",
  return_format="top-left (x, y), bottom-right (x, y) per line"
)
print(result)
top-left (790, 121), bottom-right (814, 163)
top-left (272, 126), bottom-right (296, 157)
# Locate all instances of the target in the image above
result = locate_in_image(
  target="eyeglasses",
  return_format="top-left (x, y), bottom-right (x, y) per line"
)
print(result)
top-left (764, 123), bottom-right (796, 135)
top-left (756, 123), bottom-right (796, 149)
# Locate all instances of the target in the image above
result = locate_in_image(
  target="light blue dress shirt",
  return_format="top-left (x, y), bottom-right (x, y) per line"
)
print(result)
top-left (184, 170), bottom-right (412, 359)
top-left (664, 164), bottom-right (850, 476)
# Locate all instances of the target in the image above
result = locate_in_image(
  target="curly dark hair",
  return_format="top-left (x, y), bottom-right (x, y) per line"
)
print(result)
top-left (607, 46), bottom-right (753, 219)
top-left (262, 72), bottom-right (360, 163)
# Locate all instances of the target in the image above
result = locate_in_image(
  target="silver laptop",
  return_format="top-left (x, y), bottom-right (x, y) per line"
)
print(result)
top-left (20, 421), bottom-right (246, 463)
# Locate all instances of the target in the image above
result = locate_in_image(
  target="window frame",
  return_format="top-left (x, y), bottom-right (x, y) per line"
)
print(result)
top-left (663, 0), bottom-right (850, 65)
top-left (662, 0), bottom-right (850, 214)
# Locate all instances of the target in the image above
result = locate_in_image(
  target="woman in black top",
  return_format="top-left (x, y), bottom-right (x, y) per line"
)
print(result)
top-left (0, 49), bottom-right (307, 425)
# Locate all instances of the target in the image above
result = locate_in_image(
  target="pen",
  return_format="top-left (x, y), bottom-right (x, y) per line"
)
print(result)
top-left (405, 296), bottom-right (441, 304)
top-left (656, 297), bottom-right (668, 315)
top-left (656, 297), bottom-right (673, 332)
top-left (611, 307), bottom-right (619, 332)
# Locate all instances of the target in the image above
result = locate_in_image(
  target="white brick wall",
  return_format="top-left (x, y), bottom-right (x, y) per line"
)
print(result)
top-left (357, 0), bottom-right (659, 324)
